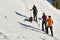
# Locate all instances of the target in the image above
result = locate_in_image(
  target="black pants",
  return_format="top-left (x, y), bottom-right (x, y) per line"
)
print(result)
top-left (46, 27), bottom-right (53, 36)
top-left (33, 14), bottom-right (37, 22)
top-left (42, 21), bottom-right (47, 31)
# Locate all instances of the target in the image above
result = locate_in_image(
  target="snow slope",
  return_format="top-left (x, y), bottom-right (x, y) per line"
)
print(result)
top-left (0, 0), bottom-right (60, 40)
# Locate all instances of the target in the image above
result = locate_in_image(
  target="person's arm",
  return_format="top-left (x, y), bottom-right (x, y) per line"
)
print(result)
top-left (30, 7), bottom-right (33, 11)
top-left (39, 16), bottom-right (43, 20)
top-left (36, 8), bottom-right (38, 13)
top-left (46, 16), bottom-right (47, 22)
top-left (39, 18), bottom-right (41, 20)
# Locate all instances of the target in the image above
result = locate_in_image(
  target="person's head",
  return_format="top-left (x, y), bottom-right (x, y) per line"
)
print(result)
top-left (43, 13), bottom-right (45, 15)
top-left (33, 5), bottom-right (35, 7)
top-left (48, 15), bottom-right (51, 18)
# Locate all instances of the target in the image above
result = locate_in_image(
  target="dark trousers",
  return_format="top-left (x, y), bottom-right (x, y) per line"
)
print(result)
top-left (42, 21), bottom-right (47, 31)
top-left (33, 14), bottom-right (37, 22)
top-left (46, 27), bottom-right (53, 36)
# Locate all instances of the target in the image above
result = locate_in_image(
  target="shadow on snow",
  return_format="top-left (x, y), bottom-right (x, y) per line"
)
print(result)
top-left (18, 22), bottom-right (46, 40)
top-left (15, 11), bottom-right (28, 18)
top-left (18, 22), bottom-right (59, 40)
top-left (18, 22), bottom-right (45, 34)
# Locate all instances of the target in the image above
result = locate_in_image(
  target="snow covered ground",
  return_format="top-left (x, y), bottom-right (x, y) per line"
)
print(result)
top-left (0, 0), bottom-right (60, 40)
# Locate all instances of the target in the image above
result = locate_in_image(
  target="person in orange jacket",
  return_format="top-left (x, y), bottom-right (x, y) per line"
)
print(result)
top-left (46, 16), bottom-right (53, 36)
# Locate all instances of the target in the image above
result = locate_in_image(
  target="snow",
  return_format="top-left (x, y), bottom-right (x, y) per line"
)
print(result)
top-left (0, 0), bottom-right (60, 40)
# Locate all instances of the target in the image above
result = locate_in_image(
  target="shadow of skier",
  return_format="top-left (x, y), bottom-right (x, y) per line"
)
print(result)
top-left (15, 11), bottom-right (28, 18)
top-left (18, 22), bottom-right (45, 34)
top-left (18, 22), bottom-right (46, 40)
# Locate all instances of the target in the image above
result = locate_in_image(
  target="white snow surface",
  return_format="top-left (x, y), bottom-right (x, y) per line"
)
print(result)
top-left (0, 0), bottom-right (60, 40)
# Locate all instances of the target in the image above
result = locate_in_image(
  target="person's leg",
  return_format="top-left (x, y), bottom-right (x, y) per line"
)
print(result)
top-left (45, 22), bottom-right (47, 31)
top-left (33, 14), bottom-right (35, 21)
top-left (44, 22), bottom-right (47, 33)
top-left (42, 21), bottom-right (44, 31)
top-left (50, 27), bottom-right (53, 36)
top-left (36, 14), bottom-right (37, 22)
top-left (46, 26), bottom-right (48, 34)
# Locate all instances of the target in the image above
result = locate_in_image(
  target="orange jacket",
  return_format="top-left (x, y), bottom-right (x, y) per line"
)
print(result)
top-left (47, 18), bottom-right (53, 27)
